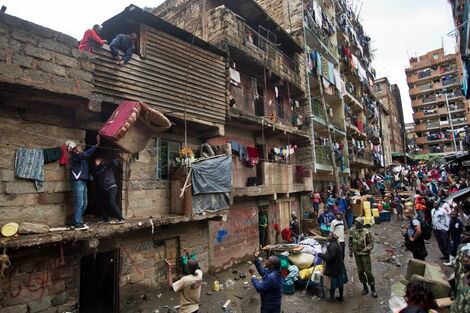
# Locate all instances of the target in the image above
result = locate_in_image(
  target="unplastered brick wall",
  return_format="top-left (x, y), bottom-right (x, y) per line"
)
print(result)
top-left (0, 13), bottom-right (95, 98)
top-left (0, 246), bottom-right (80, 313)
top-left (255, 0), bottom-right (304, 36)
top-left (123, 138), bottom-right (170, 218)
top-left (119, 222), bottom-right (209, 312)
top-left (153, 0), bottom-right (203, 38)
top-left (0, 115), bottom-right (84, 227)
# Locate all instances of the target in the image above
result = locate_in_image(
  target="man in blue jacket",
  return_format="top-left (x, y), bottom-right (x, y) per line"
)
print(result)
top-left (249, 249), bottom-right (282, 313)
top-left (109, 33), bottom-right (137, 65)
top-left (70, 135), bottom-right (100, 230)
top-left (92, 153), bottom-right (125, 224)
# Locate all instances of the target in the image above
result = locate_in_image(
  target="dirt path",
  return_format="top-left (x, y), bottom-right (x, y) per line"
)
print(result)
top-left (129, 219), bottom-right (448, 313)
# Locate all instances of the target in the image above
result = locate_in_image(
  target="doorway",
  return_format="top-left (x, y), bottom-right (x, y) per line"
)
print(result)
top-left (255, 87), bottom-right (265, 117)
top-left (258, 206), bottom-right (269, 247)
top-left (278, 201), bottom-right (292, 231)
top-left (80, 249), bottom-right (119, 313)
top-left (85, 130), bottom-right (123, 220)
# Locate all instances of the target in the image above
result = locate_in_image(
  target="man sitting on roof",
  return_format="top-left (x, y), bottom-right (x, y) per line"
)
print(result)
top-left (78, 24), bottom-right (107, 53)
top-left (109, 33), bottom-right (137, 65)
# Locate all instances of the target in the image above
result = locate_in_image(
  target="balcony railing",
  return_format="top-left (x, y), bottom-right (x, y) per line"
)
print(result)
top-left (312, 98), bottom-right (325, 118)
top-left (443, 78), bottom-right (459, 86)
top-left (232, 161), bottom-right (313, 197)
top-left (315, 146), bottom-right (332, 165)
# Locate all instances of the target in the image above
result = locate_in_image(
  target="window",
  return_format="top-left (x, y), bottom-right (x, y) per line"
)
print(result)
top-left (156, 139), bottom-right (180, 180)
top-left (433, 53), bottom-right (440, 60)
top-left (275, 95), bottom-right (284, 119)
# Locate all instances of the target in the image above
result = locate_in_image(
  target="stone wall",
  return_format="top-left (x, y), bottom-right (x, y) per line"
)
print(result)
top-left (153, 0), bottom-right (203, 38)
top-left (0, 13), bottom-right (95, 99)
top-left (0, 113), bottom-right (84, 227)
top-left (255, 0), bottom-right (304, 39)
top-left (0, 221), bottom-right (210, 313)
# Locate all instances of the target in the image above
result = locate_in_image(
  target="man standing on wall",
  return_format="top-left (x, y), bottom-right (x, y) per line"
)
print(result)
top-left (165, 249), bottom-right (203, 313)
top-left (78, 24), bottom-right (107, 53)
top-left (109, 33), bottom-right (137, 65)
top-left (69, 135), bottom-right (100, 230)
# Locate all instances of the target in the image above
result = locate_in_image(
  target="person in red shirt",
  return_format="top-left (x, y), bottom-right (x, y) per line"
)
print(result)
top-left (78, 24), bottom-right (107, 53)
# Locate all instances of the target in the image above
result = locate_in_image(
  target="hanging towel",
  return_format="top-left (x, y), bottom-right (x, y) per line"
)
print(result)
top-left (43, 147), bottom-right (62, 163)
top-left (59, 145), bottom-right (69, 165)
top-left (15, 148), bottom-right (44, 190)
top-left (247, 147), bottom-right (259, 166)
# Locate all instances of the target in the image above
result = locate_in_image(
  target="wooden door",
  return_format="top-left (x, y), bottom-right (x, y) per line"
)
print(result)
top-left (278, 201), bottom-right (291, 231)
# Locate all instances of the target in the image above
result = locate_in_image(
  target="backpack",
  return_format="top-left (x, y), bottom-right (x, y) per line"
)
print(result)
top-left (413, 217), bottom-right (432, 240)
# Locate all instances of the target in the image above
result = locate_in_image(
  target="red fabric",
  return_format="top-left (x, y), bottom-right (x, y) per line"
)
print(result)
top-left (356, 119), bottom-right (362, 132)
top-left (99, 101), bottom-right (142, 140)
top-left (274, 223), bottom-right (279, 231)
top-left (79, 29), bottom-right (106, 52)
top-left (281, 228), bottom-right (292, 243)
top-left (247, 146), bottom-right (259, 166)
top-left (59, 145), bottom-right (69, 165)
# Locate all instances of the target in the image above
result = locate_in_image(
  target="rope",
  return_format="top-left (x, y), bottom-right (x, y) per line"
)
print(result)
top-left (0, 248), bottom-right (11, 279)
top-left (183, 35), bottom-right (196, 151)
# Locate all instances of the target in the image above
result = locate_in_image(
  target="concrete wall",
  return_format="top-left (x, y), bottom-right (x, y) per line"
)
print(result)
top-left (0, 221), bottom-right (209, 313)
top-left (208, 204), bottom-right (259, 272)
top-left (0, 13), bottom-right (95, 98)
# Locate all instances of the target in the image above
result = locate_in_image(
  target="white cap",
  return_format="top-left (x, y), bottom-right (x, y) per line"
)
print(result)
top-left (66, 140), bottom-right (77, 151)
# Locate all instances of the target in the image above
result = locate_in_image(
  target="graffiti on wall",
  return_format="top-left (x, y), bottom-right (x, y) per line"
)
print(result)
top-left (0, 257), bottom-right (73, 303)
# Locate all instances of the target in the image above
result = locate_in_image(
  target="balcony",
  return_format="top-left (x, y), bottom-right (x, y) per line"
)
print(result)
top-left (413, 111), bottom-right (425, 120)
top-left (414, 124), bottom-right (427, 132)
top-left (232, 162), bottom-right (313, 197)
top-left (349, 151), bottom-right (374, 167)
top-left (304, 8), bottom-right (339, 64)
top-left (442, 78), bottom-right (459, 87)
top-left (416, 137), bottom-right (428, 145)
top-left (207, 6), bottom-right (301, 87)
top-left (406, 66), bottom-right (458, 84)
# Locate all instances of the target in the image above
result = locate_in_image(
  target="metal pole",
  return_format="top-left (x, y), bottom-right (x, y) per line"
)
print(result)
top-left (444, 90), bottom-right (458, 151)
top-left (302, 13), bottom-right (317, 174)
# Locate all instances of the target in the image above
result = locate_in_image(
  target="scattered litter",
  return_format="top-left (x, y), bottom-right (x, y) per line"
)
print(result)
top-left (206, 292), bottom-right (213, 295)
top-left (222, 299), bottom-right (231, 309)
top-left (156, 293), bottom-right (162, 298)
top-left (234, 295), bottom-right (243, 300)
top-left (225, 279), bottom-right (234, 288)
top-left (238, 272), bottom-right (246, 279)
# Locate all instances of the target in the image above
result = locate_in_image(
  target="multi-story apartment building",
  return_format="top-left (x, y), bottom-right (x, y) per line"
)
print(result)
top-left (406, 48), bottom-right (470, 154)
top-left (405, 122), bottom-right (419, 155)
top-left (154, 0), bottom-right (314, 271)
top-left (374, 77), bottom-right (406, 166)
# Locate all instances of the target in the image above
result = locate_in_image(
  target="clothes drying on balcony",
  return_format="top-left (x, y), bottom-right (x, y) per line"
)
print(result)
top-left (247, 147), bottom-right (259, 166)
top-left (231, 140), bottom-right (247, 160)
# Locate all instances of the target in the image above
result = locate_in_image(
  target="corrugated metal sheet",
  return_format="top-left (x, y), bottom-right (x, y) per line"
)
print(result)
top-left (92, 26), bottom-right (227, 125)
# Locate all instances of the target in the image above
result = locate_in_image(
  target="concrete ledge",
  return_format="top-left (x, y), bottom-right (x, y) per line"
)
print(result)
top-left (0, 210), bottom-right (228, 250)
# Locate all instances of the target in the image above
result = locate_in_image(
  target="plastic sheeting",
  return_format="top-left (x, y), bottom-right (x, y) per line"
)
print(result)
top-left (192, 193), bottom-right (230, 213)
top-left (191, 155), bottom-right (232, 194)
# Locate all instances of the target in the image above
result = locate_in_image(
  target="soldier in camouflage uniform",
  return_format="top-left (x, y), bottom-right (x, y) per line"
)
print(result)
top-left (451, 272), bottom-right (470, 313)
top-left (348, 217), bottom-right (377, 298)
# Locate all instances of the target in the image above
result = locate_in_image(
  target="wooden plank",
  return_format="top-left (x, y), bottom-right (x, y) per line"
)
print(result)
top-left (94, 57), bottom-right (226, 102)
top-left (146, 33), bottom-right (225, 74)
top-left (146, 44), bottom-right (226, 81)
top-left (94, 50), bottom-right (226, 91)
top-left (92, 84), bottom-right (225, 122)
top-left (93, 63), bottom-right (226, 108)
top-left (148, 27), bottom-right (224, 62)
top-left (93, 71), bottom-right (226, 114)
top-left (146, 34), bottom-right (225, 73)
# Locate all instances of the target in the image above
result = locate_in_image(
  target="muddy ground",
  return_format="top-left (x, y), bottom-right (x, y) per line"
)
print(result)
top-left (127, 218), bottom-right (450, 313)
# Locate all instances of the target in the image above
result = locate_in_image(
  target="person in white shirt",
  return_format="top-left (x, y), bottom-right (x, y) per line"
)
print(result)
top-left (431, 201), bottom-right (451, 260)
top-left (165, 249), bottom-right (203, 313)
top-left (330, 211), bottom-right (346, 259)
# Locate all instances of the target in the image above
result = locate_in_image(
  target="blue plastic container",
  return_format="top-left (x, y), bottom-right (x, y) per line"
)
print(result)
top-left (282, 278), bottom-right (295, 295)
top-left (380, 211), bottom-right (391, 222)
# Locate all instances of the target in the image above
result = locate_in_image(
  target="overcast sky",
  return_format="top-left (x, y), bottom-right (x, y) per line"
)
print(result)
top-left (360, 0), bottom-right (456, 123)
top-left (2, 0), bottom-right (457, 123)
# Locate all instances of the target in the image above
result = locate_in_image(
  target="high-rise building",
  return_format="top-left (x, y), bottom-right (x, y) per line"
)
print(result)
top-left (405, 48), bottom-right (469, 154)
top-left (374, 77), bottom-right (406, 162)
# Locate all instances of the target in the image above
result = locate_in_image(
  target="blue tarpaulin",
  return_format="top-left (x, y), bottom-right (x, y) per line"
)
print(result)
top-left (191, 155), bottom-right (232, 194)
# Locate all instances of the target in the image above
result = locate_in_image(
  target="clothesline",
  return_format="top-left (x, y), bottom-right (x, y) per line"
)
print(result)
top-left (1, 123), bottom-right (220, 154)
